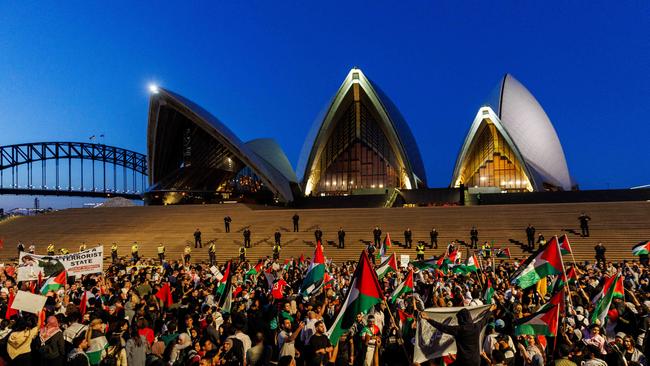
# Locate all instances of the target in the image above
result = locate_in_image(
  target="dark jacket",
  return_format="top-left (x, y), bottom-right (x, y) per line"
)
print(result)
top-left (36, 331), bottom-right (65, 366)
top-left (425, 308), bottom-right (489, 366)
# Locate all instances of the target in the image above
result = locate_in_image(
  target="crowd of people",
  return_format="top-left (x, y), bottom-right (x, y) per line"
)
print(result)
top-left (0, 222), bottom-right (648, 366)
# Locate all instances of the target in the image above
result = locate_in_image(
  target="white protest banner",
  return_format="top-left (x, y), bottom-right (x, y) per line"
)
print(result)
top-left (11, 290), bottom-right (47, 314)
top-left (17, 246), bottom-right (104, 281)
top-left (414, 304), bottom-right (491, 363)
top-left (400, 254), bottom-right (410, 268)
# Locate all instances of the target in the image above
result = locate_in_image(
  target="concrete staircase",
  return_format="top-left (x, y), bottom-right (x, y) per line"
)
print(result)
top-left (0, 201), bottom-right (648, 264)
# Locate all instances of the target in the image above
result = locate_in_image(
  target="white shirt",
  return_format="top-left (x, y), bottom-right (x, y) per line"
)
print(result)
top-left (232, 331), bottom-right (251, 356)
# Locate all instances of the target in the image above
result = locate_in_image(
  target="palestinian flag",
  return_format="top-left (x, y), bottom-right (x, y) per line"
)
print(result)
top-left (397, 309), bottom-right (414, 336)
top-left (592, 272), bottom-right (624, 304)
top-left (411, 258), bottom-right (438, 270)
top-left (86, 336), bottom-right (108, 365)
top-left (484, 279), bottom-right (495, 303)
top-left (448, 250), bottom-right (461, 265)
top-left (389, 269), bottom-right (414, 303)
top-left (592, 272), bottom-right (622, 324)
top-left (453, 254), bottom-right (480, 274)
top-left (327, 251), bottom-right (384, 345)
top-left (495, 248), bottom-right (511, 258)
top-left (558, 234), bottom-right (572, 255)
top-left (300, 241), bottom-right (326, 296)
top-left (246, 260), bottom-right (264, 279)
top-left (299, 253), bottom-right (305, 265)
top-left (632, 240), bottom-right (650, 256)
top-left (376, 253), bottom-right (398, 279)
top-left (510, 237), bottom-right (564, 289)
top-left (40, 271), bottom-right (66, 295)
top-left (215, 261), bottom-right (231, 300)
top-left (379, 233), bottom-right (392, 258)
top-left (323, 272), bottom-right (334, 290)
top-left (514, 304), bottom-right (559, 337)
top-left (540, 286), bottom-right (566, 317)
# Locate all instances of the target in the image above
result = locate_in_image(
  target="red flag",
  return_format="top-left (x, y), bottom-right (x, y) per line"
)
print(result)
top-left (79, 291), bottom-right (88, 316)
top-left (38, 271), bottom-right (43, 288)
top-left (38, 310), bottom-right (46, 328)
top-left (155, 283), bottom-right (174, 308)
top-left (272, 279), bottom-right (287, 299)
top-left (299, 254), bottom-right (305, 264)
top-left (5, 293), bottom-right (18, 319)
top-left (0, 238), bottom-right (4, 249)
top-left (29, 281), bottom-right (36, 294)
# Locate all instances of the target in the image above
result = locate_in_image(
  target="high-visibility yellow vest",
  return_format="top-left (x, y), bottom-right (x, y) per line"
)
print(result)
top-left (209, 244), bottom-right (216, 253)
top-left (240, 247), bottom-right (246, 255)
top-left (131, 245), bottom-right (138, 253)
top-left (60, 248), bottom-right (69, 255)
top-left (184, 247), bottom-right (191, 254)
top-left (111, 244), bottom-right (118, 252)
top-left (47, 244), bottom-right (55, 253)
top-left (157, 245), bottom-right (165, 254)
top-left (416, 244), bottom-right (425, 254)
top-left (79, 244), bottom-right (87, 251)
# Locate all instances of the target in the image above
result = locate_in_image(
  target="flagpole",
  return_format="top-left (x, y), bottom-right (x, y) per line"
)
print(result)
top-left (555, 236), bottom-right (574, 311)
top-left (383, 298), bottom-right (412, 361)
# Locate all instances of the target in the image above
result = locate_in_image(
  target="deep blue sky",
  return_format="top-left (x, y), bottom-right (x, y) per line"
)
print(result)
top-left (1, 1), bottom-right (649, 209)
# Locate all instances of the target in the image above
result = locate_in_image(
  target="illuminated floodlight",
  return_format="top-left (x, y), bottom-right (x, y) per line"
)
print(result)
top-left (148, 83), bottom-right (159, 94)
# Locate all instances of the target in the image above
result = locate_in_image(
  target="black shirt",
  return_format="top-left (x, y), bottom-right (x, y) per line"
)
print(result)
top-left (309, 333), bottom-right (331, 366)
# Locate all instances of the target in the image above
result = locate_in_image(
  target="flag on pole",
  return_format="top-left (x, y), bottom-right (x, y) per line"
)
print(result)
top-left (379, 233), bottom-right (392, 258)
top-left (79, 290), bottom-right (88, 315)
top-left (246, 260), bottom-right (264, 279)
top-left (40, 271), bottom-right (66, 295)
top-left (514, 304), bottom-right (559, 337)
top-left (452, 254), bottom-right (480, 274)
top-left (592, 272), bottom-right (624, 304)
top-left (411, 258), bottom-right (438, 270)
top-left (397, 309), bottom-right (415, 336)
top-left (389, 269), bottom-right (414, 303)
top-left (495, 248), bottom-right (511, 258)
top-left (327, 251), bottom-right (384, 345)
top-left (376, 253), bottom-right (398, 279)
top-left (591, 272), bottom-right (622, 325)
top-left (215, 262), bottom-right (231, 300)
top-left (300, 241), bottom-right (326, 296)
top-left (5, 292), bottom-right (18, 319)
top-left (632, 240), bottom-right (650, 256)
top-left (484, 279), bottom-right (495, 303)
top-left (510, 237), bottom-right (564, 289)
top-left (558, 234), bottom-right (572, 255)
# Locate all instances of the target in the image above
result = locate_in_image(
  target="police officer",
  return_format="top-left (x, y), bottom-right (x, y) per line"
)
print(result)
top-left (537, 233), bottom-right (546, 249)
top-left (59, 247), bottom-right (69, 255)
top-left (404, 228), bottom-right (413, 249)
top-left (430, 228), bottom-right (438, 249)
top-left (184, 244), bottom-right (192, 264)
top-left (292, 213), bottom-right (300, 232)
top-left (481, 241), bottom-right (491, 258)
top-left (208, 241), bottom-right (216, 266)
top-left (224, 216), bottom-right (232, 233)
top-left (373, 226), bottom-right (382, 247)
top-left (131, 242), bottom-right (139, 263)
top-left (111, 243), bottom-right (118, 263)
top-left (338, 227), bottom-right (346, 248)
top-left (470, 226), bottom-right (479, 249)
top-left (47, 243), bottom-right (55, 256)
top-left (243, 228), bottom-right (251, 248)
top-left (194, 228), bottom-right (202, 248)
top-left (239, 245), bottom-right (247, 262)
top-left (79, 242), bottom-right (87, 252)
top-left (579, 212), bottom-right (591, 237)
top-left (272, 243), bottom-right (280, 260)
top-left (157, 243), bottom-right (166, 263)
top-left (525, 224), bottom-right (536, 250)
top-left (595, 242), bottom-right (606, 268)
top-left (416, 241), bottom-right (425, 261)
top-left (314, 227), bottom-right (323, 244)
top-left (274, 229), bottom-right (282, 246)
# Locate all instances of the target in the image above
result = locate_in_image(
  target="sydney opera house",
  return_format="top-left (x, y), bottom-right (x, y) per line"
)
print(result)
top-left (145, 68), bottom-right (572, 205)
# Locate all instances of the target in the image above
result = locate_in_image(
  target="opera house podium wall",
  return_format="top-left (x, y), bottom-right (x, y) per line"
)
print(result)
top-left (0, 201), bottom-right (647, 264)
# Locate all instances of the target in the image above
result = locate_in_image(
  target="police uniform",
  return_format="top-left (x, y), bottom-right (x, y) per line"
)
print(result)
top-left (79, 243), bottom-right (87, 252)
top-left (184, 246), bottom-right (191, 264)
top-left (416, 242), bottom-right (425, 261)
top-left (111, 243), bottom-right (118, 262)
top-left (208, 243), bottom-right (216, 265)
top-left (131, 243), bottom-right (139, 262)
top-left (157, 244), bottom-right (165, 263)
top-left (239, 246), bottom-right (247, 262)
top-left (47, 244), bottom-right (55, 256)
top-left (272, 244), bottom-right (280, 260)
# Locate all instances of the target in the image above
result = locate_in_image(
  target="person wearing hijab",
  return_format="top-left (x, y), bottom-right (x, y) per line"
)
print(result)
top-left (37, 315), bottom-right (66, 366)
top-left (6, 317), bottom-right (39, 364)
